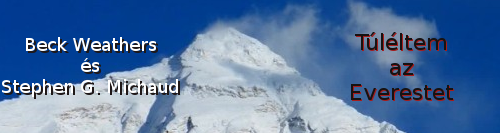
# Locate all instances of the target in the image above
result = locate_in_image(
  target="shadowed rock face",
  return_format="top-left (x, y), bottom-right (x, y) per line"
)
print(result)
top-left (0, 27), bottom-right (403, 133)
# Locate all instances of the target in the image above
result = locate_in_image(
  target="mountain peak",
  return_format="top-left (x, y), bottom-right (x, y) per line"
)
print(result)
top-left (179, 27), bottom-right (298, 86)
top-left (181, 27), bottom-right (293, 72)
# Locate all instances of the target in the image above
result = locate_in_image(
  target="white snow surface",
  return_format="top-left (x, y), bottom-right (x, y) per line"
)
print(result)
top-left (0, 27), bottom-right (403, 133)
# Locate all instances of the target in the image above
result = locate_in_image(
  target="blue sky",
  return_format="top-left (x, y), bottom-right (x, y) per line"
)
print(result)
top-left (0, 0), bottom-right (499, 132)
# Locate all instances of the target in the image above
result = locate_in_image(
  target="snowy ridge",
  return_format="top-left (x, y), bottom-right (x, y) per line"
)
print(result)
top-left (0, 27), bottom-right (403, 133)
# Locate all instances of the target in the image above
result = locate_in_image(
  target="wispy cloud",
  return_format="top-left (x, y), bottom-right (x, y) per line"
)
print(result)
top-left (343, 1), bottom-right (439, 88)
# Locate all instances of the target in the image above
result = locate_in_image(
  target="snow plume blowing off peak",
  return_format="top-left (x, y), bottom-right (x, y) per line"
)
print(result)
top-left (0, 27), bottom-right (402, 133)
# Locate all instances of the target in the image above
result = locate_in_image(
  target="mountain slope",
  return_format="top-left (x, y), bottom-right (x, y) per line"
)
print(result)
top-left (0, 27), bottom-right (402, 133)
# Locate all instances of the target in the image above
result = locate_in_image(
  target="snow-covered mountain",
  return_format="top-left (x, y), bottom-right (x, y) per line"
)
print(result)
top-left (0, 27), bottom-right (403, 133)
